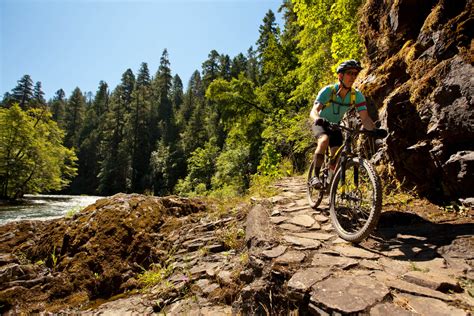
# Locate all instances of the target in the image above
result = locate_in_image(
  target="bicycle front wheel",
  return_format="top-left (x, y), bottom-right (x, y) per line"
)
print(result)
top-left (329, 157), bottom-right (382, 243)
top-left (307, 159), bottom-right (324, 209)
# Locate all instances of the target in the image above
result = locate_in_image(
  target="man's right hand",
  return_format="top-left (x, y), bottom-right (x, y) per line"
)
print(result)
top-left (315, 117), bottom-right (329, 127)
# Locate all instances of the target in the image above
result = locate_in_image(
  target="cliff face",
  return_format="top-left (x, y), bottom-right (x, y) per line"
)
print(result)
top-left (359, 0), bottom-right (473, 201)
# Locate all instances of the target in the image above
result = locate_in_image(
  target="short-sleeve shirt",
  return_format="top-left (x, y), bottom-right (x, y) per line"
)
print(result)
top-left (316, 83), bottom-right (367, 123)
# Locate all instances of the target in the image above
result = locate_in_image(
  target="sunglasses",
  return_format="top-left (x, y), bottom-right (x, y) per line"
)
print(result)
top-left (345, 70), bottom-right (359, 76)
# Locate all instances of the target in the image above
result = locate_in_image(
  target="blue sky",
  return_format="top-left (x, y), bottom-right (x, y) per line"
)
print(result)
top-left (1, 0), bottom-right (283, 100)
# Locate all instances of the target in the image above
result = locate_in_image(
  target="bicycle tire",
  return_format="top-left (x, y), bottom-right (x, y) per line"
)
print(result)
top-left (307, 159), bottom-right (324, 209)
top-left (329, 157), bottom-right (382, 242)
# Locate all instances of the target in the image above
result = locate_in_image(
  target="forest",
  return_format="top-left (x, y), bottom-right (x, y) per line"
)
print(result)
top-left (1, 0), bottom-right (365, 200)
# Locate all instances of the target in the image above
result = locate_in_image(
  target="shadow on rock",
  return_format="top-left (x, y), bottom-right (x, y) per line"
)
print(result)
top-left (365, 211), bottom-right (473, 264)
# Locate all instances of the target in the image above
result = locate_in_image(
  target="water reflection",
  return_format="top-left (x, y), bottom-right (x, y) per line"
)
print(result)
top-left (0, 194), bottom-right (102, 225)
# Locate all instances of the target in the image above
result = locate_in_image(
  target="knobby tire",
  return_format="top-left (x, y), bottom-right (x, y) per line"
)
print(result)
top-left (307, 159), bottom-right (324, 209)
top-left (329, 157), bottom-right (382, 243)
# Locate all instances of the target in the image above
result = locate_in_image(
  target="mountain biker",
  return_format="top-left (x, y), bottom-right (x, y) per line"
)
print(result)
top-left (309, 59), bottom-right (382, 188)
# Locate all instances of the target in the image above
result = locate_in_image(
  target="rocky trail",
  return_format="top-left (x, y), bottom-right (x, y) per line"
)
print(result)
top-left (1, 177), bottom-right (473, 315)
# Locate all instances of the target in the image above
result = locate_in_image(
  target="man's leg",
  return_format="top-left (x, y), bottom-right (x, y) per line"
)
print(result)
top-left (311, 134), bottom-right (329, 187)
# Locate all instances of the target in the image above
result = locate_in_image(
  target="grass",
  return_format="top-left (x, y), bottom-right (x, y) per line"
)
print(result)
top-left (138, 261), bottom-right (176, 288)
top-left (65, 206), bottom-right (83, 218)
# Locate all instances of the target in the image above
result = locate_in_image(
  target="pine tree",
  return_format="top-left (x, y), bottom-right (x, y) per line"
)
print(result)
top-left (32, 81), bottom-right (46, 107)
top-left (129, 63), bottom-right (152, 192)
top-left (246, 47), bottom-right (259, 84)
top-left (73, 81), bottom-right (109, 193)
top-left (49, 89), bottom-right (66, 128)
top-left (202, 50), bottom-right (220, 88)
top-left (230, 53), bottom-right (248, 78)
top-left (64, 87), bottom-right (86, 149)
top-left (218, 54), bottom-right (231, 80)
top-left (98, 87), bottom-right (131, 195)
top-left (11, 75), bottom-right (34, 109)
top-left (171, 74), bottom-right (184, 111)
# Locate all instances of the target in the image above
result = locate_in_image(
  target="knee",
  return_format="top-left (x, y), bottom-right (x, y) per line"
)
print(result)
top-left (318, 135), bottom-right (329, 147)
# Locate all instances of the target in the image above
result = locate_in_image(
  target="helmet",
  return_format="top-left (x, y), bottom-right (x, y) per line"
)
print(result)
top-left (336, 60), bottom-right (363, 73)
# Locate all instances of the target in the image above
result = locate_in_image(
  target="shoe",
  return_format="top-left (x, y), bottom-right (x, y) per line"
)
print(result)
top-left (309, 176), bottom-right (322, 189)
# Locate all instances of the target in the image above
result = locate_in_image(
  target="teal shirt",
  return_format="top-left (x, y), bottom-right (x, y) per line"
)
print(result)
top-left (316, 84), bottom-right (367, 123)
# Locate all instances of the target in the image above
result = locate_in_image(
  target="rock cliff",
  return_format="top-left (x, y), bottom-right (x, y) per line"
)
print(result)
top-left (359, 0), bottom-right (473, 201)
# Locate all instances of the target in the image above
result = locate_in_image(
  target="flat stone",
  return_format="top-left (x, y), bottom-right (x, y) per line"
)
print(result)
top-left (310, 221), bottom-right (321, 230)
top-left (262, 245), bottom-right (287, 258)
top-left (311, 253), bottom-right (358, 269)
top-left (310, 275), bottom-right (389, 314)
top-left (370, 302), bottom-right (415, 316)
top-left (186, 242), bottom-right (205, 251)
top-left (271, 209), bottom-right (281, 216)
top-left (295, 198), bottom-right (308, 206)
top-left (202, 283), bottom-right (220, 295)
top-left (378, 257), bottom-right (411, 277)
top-left (359, 259), bottom-right (383, 270)
top-left (332, 245), bottom-right (379, 259)
top-left (383, 277), bottom-right (453, 301)
top-left (394, 293), bottom-right (467, 316)
top-left (313, 214), bottom-right (329, 222)
top-left (275, 251), bottom-right (306, 264)
top-left (284, 205), bottom-right (311, 213)
top-left (287, 215), bottom-right (315, 228)
top-left (332, 237), bottom-right (349, 244)
top-left (270, 216), bottom-right (288, 224)
top-left (217, 270), bottom-right (233, 285)
top-left (321, 223), bottom-right (333, 231)
top-left (207, 243), bottom-right (225, 253)
top-left (287, 267), bottom-right (332, 292)
top-left (402, 270), bottom-right (462, 292)
top-left (283, 235), bottom-right (321, 249)
top-left (290, 232), bottom-right (333, 241)
top-left (194, 278), bottom-right (210, 290)
top-left (270, 196), bottom-right (293, 205)
top-left (278, 223), bottom-right (303, 232)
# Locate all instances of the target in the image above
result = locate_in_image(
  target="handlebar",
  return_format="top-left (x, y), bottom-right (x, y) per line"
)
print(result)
top-left (329, 123), bottom-right (388, 139)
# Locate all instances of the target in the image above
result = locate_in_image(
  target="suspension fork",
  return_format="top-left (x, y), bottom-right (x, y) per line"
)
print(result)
top-left (339, 156), bottom-right (347, 194)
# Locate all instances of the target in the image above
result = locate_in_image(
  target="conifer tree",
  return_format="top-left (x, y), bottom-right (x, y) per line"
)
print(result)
top-left (230, 53), bottom-right (248, 78)
top-left (49, 89), bottom-right (66, 128)
top-left (32, 81), bottom-right (46, 107)
top-left (171, 74), bottom-right (184, 111)
top-left (202, 50), bottom-right (220, 88)
top-left (73, 81), bottom-right (109, 193)
top-left (11, 75), bottom-right (34, 109)
top-left (98, 87), bottom-right (131, 195)
top-left (129, 63), bottom-right (152, 192)
top-left (64, 87), bottom-right (86, 149)
top-left (218, 54), bottom-right (231, 80)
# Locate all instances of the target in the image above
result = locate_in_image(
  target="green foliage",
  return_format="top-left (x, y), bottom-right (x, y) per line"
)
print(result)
top-left (175, 140), bottom-right (220, 196)
top-left (0, 104), bottom-right (77, 199)
top-left (290, 0), bottom-right (365, 103)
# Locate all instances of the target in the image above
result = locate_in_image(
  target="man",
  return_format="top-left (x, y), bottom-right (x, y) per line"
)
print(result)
top-left (309, 59), bottom-right (380, 188)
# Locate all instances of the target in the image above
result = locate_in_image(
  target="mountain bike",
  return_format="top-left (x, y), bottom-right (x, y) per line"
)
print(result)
top-left (306, 117), bottom-right (386, 243)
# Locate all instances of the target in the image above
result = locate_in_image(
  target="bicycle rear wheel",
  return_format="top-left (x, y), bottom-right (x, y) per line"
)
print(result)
top-left (307, 159), bottom-right (325, 209)
top-left (329, 157), bottom-right (382, 242)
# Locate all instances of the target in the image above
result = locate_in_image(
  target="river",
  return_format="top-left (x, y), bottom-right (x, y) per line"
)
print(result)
top-left (0, 194), bottom-right (102, 226)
